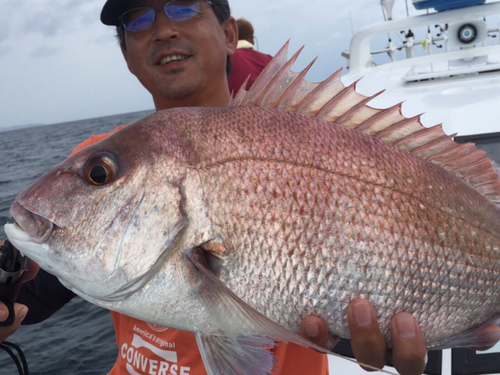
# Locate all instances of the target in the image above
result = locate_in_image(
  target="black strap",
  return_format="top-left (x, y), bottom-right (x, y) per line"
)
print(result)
top-left (0, 341), bottom-right (29, 375)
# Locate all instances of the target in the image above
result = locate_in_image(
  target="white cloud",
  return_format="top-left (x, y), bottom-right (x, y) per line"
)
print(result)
top-left (1, 0), bottom-right (500, 135)
top-left (30, 45), bottom-right (60, 59)
top-left (0, 0), bottom-right (153, 128)
top-left (2, 0), bottom-right (385, 128)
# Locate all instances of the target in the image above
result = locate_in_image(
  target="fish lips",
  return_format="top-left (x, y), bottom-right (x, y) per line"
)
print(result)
top-left (9, 201), bottom-right (54, 244)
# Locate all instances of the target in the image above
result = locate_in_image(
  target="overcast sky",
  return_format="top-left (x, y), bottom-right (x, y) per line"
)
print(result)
top-left (1, 1), bottom-right (500, 370)
top-left (1, 0), bottom-right (500, 135)
top-left (0, 0), bottom-right (417, 129)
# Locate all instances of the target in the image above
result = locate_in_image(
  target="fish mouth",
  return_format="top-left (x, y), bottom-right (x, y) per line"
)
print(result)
top-left (8, 201), bottom-right (54, 244)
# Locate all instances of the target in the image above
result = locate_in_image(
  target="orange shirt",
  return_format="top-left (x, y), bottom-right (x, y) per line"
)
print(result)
top-left (70, 125), bottom-right (127, 155)
top-left (72, 126), bottom-right (329, 375)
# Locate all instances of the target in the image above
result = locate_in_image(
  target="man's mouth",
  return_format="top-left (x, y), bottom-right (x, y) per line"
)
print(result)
top-left (159, 54), bottom-right (188, 65)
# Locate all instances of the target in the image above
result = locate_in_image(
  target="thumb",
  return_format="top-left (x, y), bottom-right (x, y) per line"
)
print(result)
top-left (0, 303), bottom-right (28, 342)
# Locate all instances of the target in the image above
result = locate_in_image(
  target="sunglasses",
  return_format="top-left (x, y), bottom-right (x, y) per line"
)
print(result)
top-left (121, 0), bottom-right (214, 32)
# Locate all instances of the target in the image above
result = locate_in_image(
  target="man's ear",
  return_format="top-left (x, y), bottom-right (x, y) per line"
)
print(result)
top-left (223, 17), bottom-right (238, 56)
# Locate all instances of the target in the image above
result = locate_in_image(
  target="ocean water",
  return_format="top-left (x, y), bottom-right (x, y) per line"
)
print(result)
top-left (0, 110), bottom-right (153, 375)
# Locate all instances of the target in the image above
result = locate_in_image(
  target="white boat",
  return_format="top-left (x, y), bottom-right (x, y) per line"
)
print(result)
top-left (342, 0), bottom-right (500, 138)
top-left (330, 1), bottom-right (500, 374)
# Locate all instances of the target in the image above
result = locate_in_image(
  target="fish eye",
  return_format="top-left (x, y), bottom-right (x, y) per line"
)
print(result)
top-left (83, 152), bottom-right (118, 186)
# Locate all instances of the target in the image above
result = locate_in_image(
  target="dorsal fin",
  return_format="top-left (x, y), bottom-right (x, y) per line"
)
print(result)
top-left (230, 41), bottom-right (500, 209)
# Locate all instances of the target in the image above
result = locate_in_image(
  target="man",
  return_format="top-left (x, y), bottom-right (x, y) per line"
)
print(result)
top-left (227, 18), bottom-right (272, 94)
top-left (0, 0), bottom-right (445, 374)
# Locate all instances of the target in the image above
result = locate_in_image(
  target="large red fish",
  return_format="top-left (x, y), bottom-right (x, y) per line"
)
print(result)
top-left (5, 43), bottom-right (500, 375)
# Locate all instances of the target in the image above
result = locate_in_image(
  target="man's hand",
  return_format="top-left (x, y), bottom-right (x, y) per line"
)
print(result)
top-left (300, 299), bottom-right (427, 375)
top-left (0, 239), bottom-right (39, 342)
top-left (0, 302), bottom-right (28, 342)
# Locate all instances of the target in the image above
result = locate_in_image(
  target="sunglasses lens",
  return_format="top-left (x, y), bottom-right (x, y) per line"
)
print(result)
top-left (122, 8), bottom-right (155, 31)
top-left (165, 1), bottom-right (200, 22)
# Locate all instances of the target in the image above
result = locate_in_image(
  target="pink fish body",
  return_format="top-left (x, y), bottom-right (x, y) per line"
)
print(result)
top-left (5, 43), bottom-right (500, 375)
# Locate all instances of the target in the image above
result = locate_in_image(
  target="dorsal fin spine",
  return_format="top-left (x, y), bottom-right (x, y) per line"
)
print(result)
top-left (336, 89), bottom-right (386, 128)
top-left (473, 172), bottom-right (500, 187)
top-left (255, 46), bottom-right (306, 107)
top-left (410, 134), bottom-right (457, 160)
top-left (240, 41), bottom-right (292, 106)
top-left (231, 76), bottom-right (251, 106)
top-left (232, 43), bottom-right (500, 209)
top-left (275, 57), bottom-right (318, 110)
top-left (355, 103), bottom-right (405, 134)
top-left (454, 159), bottom-right (492, 175)
top-left (428, 142), bottom-right (476, 164)
top-left (316, 82), bottom-right (362, 121)
top-left (295, 69), bottom-right (343, 115)
top-left (393, 124), bottom-right (444, 150)
top-left (375, 115), bottom-right (422, 143)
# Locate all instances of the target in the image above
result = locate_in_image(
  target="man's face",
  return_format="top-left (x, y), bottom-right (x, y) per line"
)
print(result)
top-left (121, 0), bottom-right (237, 109)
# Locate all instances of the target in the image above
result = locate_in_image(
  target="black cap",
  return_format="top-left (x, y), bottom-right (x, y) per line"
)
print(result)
top-left (102, 0), bottom-right (231, 26)
top-left (101, 0), bottom-right (131, 26)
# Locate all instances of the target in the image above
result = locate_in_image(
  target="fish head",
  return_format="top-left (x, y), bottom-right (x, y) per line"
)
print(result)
top-left (4, 120), bottom-right (188, 302)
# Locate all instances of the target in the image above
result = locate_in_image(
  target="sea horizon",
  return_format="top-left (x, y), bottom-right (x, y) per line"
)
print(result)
top-left (0, 108), bottom-right (155, 134)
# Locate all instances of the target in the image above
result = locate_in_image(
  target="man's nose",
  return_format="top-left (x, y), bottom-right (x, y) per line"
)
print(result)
top-left (152, 8), bottom-right (181, 40)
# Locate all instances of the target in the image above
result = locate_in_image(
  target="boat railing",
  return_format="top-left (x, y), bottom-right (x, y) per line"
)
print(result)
top-left (344, 0), bottom-right (500, 79)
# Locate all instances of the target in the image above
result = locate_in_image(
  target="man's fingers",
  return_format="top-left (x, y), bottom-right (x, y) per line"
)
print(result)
top-left (0, 301), bottom-right (8, 323)
top-left (0, 302), bottom-right (28, 325)
top-left (347, 299), bottom-right (387, 371)
top-left (0, 302), bottom-right (28, 342)
top-left (390, 312), bottom-right (427, 375)
top-left (299, 315), bottom-right (339, 349)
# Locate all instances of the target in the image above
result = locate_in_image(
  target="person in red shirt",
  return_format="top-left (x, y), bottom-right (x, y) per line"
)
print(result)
top-left (0, 0), bottom-right (458, 374)
top-left (228, 18), bottom-right (273, 94)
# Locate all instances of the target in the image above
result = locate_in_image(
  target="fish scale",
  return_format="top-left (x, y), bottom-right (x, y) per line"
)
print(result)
top-left (174, 105), bottom-right (500, 347)
top-left (4, 42), bottom-right (500, 374)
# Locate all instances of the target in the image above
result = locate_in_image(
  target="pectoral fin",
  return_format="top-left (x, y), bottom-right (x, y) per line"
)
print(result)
top-left (185, 248), bottom-right (327, 375)
top-left (186, 248), bottom-right (324, 345)
top-left (185, 248), bottom-right (397, 375)
top-left (195, 333), bottom-right (276, 375)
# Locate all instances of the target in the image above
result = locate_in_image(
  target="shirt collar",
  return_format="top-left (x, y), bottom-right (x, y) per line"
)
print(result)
top-left (237, 40), bottom-right (254, 49)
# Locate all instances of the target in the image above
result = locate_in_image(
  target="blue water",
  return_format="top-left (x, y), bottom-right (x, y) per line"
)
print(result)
top-left (0, 110), bottom-right (153, 375)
